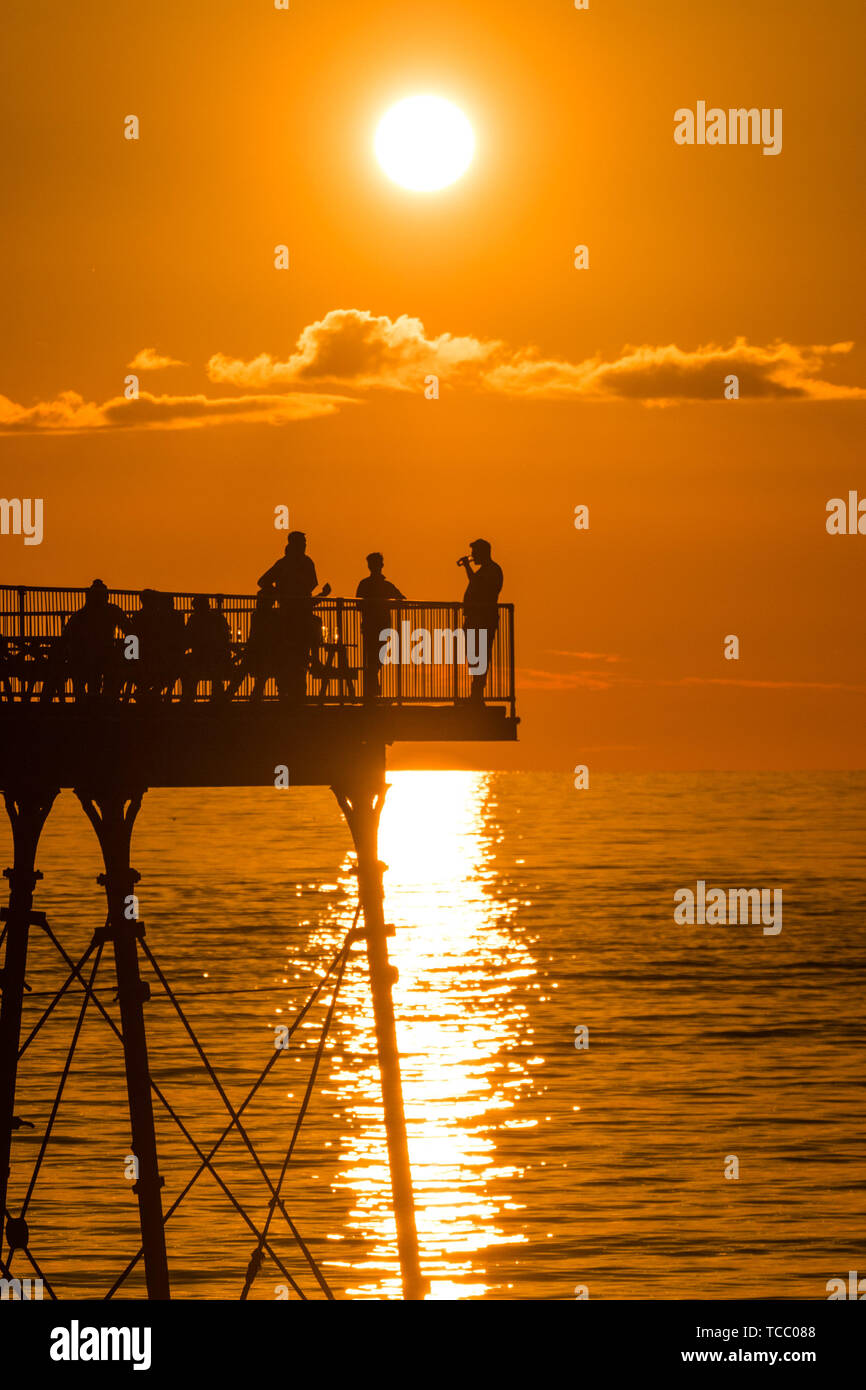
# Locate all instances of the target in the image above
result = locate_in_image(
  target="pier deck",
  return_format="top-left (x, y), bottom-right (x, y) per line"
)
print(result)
top-left (0, 583), bottom-right (517, 787)
top-left (0, 701), bottom-right (516, 788)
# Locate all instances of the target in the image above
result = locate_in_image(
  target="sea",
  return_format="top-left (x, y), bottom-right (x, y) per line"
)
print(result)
top-left (4, 771), bottom-right (864, 1300)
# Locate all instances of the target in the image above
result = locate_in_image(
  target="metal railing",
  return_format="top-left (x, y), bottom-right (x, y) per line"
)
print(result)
top-left (0, 585), bottom-right (515, 715)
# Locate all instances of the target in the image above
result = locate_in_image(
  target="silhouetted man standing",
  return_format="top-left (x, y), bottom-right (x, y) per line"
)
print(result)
top-left (458, 538), bottom-right (503, 703)
top-left (258, 531), bottom-right (321, 703)
top-left (258, 531), bottom-right (318, 604)
top-left (356, 552), bottom-right (404, 699)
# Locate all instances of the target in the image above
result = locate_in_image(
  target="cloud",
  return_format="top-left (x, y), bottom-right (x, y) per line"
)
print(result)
top-left (674, 676), bottom-right (866, 692)
top-left (0, 388), bottom-right (350, 435)
top-left (127, 348), bottom-right (187, 371)
top-left (6, 312), bottom-right (864, 434)
top-left (544, 650), bottom-right (626, 663)
top-left (207, 311), bottom-right (866, 404)
top-left (488, 338), bottom-right (866, 404)
top-left (518, 665), bottom-right (866, 694)
top-left (518, 667), bottom-right (622, 691)
top-left (207, 309), bottom-right (495, 391)
top-left (0, 391), bottom-right (107, 433)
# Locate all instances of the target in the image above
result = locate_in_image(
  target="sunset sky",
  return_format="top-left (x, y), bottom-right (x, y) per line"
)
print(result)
top-left (2, 0), bottom-right (864, 769)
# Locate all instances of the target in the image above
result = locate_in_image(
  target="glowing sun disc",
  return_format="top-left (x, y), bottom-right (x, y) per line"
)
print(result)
top-left (375, 95), bottom-right (475, 192)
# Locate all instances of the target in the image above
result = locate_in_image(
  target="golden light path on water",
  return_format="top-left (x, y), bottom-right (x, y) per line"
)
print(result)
top-left (317, 771), bottom-right (534, 1299)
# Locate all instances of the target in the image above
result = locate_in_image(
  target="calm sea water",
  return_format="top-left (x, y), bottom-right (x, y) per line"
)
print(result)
top-left (4, 772), bottom-right (864, 1300)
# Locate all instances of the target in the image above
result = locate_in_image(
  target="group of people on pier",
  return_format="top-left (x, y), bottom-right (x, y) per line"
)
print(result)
top-left (1, 533), bottom-right (503, 706)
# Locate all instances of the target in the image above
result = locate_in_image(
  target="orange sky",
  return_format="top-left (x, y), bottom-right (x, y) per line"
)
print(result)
top-left (1, 0), bottom-right (864, 769)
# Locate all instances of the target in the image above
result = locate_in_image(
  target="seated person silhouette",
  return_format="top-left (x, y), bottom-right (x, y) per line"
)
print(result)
top-left (126, 590), bottom-right (184, 704)
top-left (457, 538), bottom-right (503, 703)
top-left (181, 596), bottom-right (232, 703)
top-left (228, 590), bottom-right (282, 701)
top-left (159, 592), bottom-right (186, 699)
top-left (356, 553), bottom-right (404, 699)
top-left (55, 578), bottom-right (128, 703)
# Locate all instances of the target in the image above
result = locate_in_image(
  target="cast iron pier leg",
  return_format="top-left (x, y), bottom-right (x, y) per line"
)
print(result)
top-left (76, 787), bottom-right (170, 1300)
top-left (333, 774), bottom-right (426, 1301)
top-left (0, 786), bottom-right (58, 1264)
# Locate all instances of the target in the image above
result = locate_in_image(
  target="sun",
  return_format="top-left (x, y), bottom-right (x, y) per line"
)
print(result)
top-left (375, 95), bottom-right (475, 193)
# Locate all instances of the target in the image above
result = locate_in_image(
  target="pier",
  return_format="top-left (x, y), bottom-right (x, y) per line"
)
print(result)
top-left (0, 583), bottom-right (517, 1301)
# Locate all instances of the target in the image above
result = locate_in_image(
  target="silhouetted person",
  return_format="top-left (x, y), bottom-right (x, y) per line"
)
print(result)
top-left (258, 531), bottom-right (318, 604)
top-left (56, 579), bottom-right (128, 703)
top-left (458, 538), bottom-right (503, 703)
top-left (124, 590), bottom-right (157, 703)
top-left (228, 590), bottom-right (282, 700)
top-left (182, 596), bottom-right (232, 703)
top-left (356, 552), bottom-right (403, 699)
top-left (258, 531), bottom-right (321, 702)
top-left (126, 590), bottom-right (184, 704)
top-left (160, 592), bottom-right (187, 699)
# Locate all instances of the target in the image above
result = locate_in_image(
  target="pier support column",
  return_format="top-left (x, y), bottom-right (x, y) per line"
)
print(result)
top-left (333, 774), bottom-right (426, 1301)
top-left (76, 787), bottom-right (170, 1300)
top-left (0, 786), bottom-right (58, 1263)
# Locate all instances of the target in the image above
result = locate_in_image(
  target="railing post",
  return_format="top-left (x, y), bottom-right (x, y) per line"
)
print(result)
top-left (16, 587), bottom-right (25, 644)
top-left (507, 604), bottom-right (515, 718)
top-left (452, 605), bottom-right (459, 703)
top-left (336, 598), bottom-right (345, 704)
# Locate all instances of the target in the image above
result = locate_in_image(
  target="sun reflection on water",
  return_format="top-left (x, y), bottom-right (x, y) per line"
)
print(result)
top-left (323, 771), bottom-right (533, 1299)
